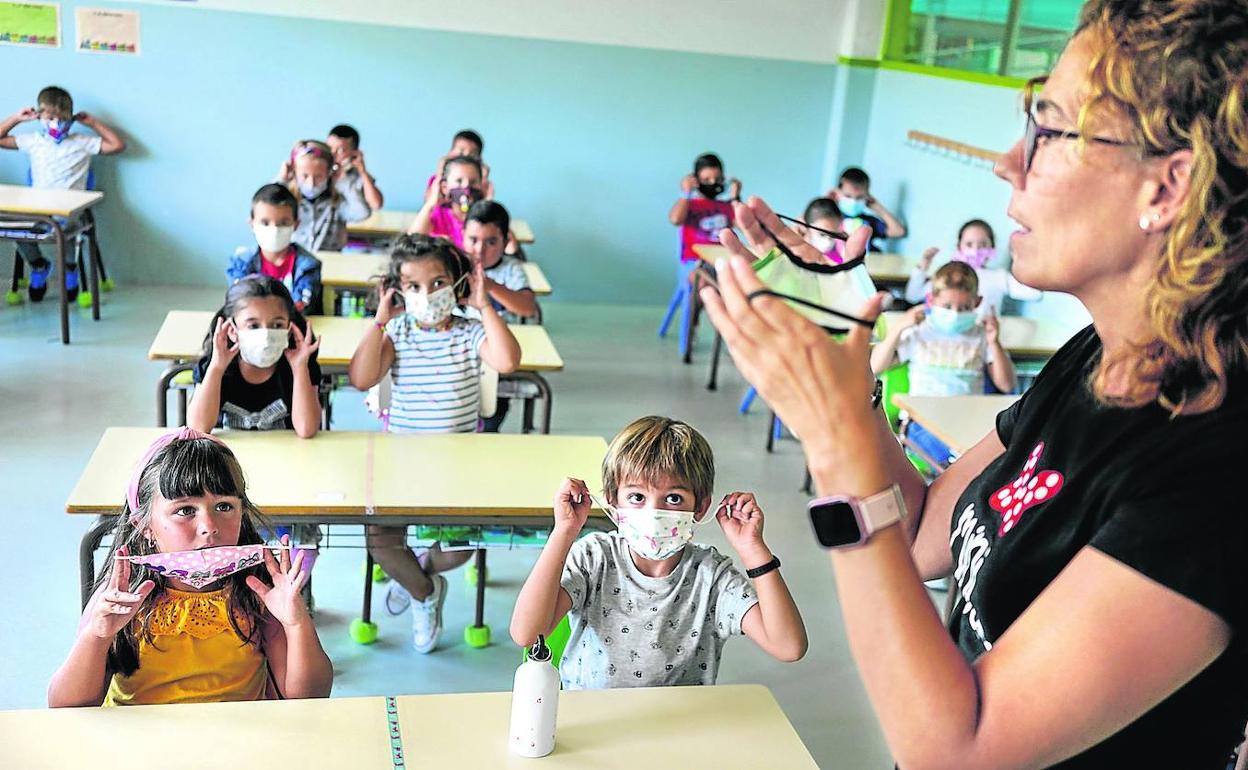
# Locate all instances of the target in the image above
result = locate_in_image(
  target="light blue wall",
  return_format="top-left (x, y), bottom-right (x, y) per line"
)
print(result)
top-left (832, 65), bottom-right (1090, 325)
top-left (0, 1), bottom-right (838, 305)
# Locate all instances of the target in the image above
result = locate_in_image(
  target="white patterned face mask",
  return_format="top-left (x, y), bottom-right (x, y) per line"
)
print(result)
top-left (592, 495), bottom-right (706, 561)
top-left (404, 275), bottom-right (466, 327)
top-left (236, 327), bottom-right (289, 368)
top-left (116, 545), bottom-right (276, 589)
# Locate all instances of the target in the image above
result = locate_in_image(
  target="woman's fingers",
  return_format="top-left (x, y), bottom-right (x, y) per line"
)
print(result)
top-left (731, 201), bottom-right (776, 252)
top-left (717, 228), bottom-right (758, 261)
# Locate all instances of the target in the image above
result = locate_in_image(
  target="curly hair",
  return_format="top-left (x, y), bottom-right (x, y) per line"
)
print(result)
top-left (373, 234), bottom-right (472, 312)
top-left (1075, 0), bottom-right (1248, 415)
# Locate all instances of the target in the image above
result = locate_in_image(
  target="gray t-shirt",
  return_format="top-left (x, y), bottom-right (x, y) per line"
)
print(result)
top-left (559, 531), bottom-right (759, 690)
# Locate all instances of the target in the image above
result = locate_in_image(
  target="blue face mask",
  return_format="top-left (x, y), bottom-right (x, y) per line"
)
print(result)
top-left (927, 305), bottom-right (978, 335)
top-left (837, 197), bottom-right (867, 218)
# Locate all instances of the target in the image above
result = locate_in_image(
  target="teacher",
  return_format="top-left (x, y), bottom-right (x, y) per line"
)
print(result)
top-left (701, 0), bottom-right (1248, 767)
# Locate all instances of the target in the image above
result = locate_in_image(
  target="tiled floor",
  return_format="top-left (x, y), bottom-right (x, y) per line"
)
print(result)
top-left (0, 285), bottom-right (902, 768)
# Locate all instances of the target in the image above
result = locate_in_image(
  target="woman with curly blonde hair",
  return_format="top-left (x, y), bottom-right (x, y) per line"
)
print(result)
top-left (700, 0), bottom-right (1248, 767)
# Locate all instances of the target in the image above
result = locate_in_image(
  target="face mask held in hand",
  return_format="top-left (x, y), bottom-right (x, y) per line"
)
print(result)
top-left (117, 544), bottom-right (292, 590)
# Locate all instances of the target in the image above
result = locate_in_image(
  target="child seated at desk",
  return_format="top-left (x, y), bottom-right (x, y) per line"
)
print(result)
top-left (0, 85), bottom-right (125, 302)
top-left (510, 415), bottom-right (808, 689)
top-left (327, 123), bottom-right (385, 212)
top-left (277, 139), bottom-right (371, 252)
top-left (47, 429), bottom-right (332, 706)
top-left (904, 218), bottom-right (1042, 317)
top-left (872, 261), bottom-right (1017, 465)
top-left (825, 166), bottom-right (906, 252)
top-left (407, 155), bottom-right (487, 247)
top-left (227, 184), bottom-right (324, 314)
top-left (424, 129), bottom-right (494, 199)
top-left (669, 152), bottom-right (741, 270)
top-left (348, 234), bottom-right (520, 652)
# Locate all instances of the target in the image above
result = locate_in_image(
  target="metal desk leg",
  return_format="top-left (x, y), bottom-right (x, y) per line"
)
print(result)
top-left (473, 549), bottom-right (487, 628)
top-left (511, 372), bottom-right (554, 435)
top-left (79, 515), bottom-right (119, 608)
top-left (706, 330), bottom-right (723, 390)
top-left (53, 220), bottom-right (68, 344)
top-left (362, 552), bottom-right (375, 625)
top-left (85, 217), bottom-right (101, 322)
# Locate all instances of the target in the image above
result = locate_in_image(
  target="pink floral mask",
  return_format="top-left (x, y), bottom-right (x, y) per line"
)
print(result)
top-left (118, 544), bottom-right (271, 589)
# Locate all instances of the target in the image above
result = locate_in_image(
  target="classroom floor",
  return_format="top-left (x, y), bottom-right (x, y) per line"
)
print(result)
top-left (0, 286), bottom-right (904, 768)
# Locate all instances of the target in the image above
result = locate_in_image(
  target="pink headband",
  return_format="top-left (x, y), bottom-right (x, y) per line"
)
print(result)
top-left (126, 428), bottom-right (226, 520)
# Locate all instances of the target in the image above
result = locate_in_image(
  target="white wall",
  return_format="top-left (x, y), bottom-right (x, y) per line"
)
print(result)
top-left (130, 0), bottom-right (851, 63)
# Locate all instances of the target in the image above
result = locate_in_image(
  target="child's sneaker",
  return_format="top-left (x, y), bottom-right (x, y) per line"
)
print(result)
top-left (384, 580), bottom-right (412, 616)
top-left (411, 574), bottom-right (447, 654)
top-left (28, 265), bottom-right (49, 302)
top-left (64, 267), bottom-right (79, 302)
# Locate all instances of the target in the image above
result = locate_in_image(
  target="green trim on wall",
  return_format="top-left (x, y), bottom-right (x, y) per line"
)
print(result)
top-left (837, 55), bottom-right (1028, 89)
top-left (880, 0), bottom-right (912, 61)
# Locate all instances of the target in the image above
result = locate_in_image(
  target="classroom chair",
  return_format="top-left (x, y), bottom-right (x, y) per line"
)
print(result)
top-left (657, 259), bottom-right (703, 364)
top-left (6, 168), bottom-right (113, 307)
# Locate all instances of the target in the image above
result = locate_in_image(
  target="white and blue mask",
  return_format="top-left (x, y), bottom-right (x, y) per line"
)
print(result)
top-left (927, 306), bottom-right (978, 335)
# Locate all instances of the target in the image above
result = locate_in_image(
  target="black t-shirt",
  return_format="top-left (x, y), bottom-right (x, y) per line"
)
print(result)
top-left (192, 353), bottom-right (321, 431)
top-left (948, 325), bottom-right (1248, 768)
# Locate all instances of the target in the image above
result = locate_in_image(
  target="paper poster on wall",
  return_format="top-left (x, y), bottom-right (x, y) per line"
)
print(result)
top-left (0, 2), bottom-right (60, 47)
top-left (76, 7), bottom-right (138, 54)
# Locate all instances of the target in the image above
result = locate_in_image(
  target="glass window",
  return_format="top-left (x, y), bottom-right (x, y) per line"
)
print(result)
top-left (889, 0), bottom-right (1083, 79)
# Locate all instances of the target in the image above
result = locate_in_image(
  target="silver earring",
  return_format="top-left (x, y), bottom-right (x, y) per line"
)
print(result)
top-left (1138, 214), bottom-right (1151, 231)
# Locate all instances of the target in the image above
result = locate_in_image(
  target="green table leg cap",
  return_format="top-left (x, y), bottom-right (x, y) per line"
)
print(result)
top-left (464, 624), bottom-right (491, 648)
top-left (5, 290), bottom-right (20, 306)
top-left (372, 563), bottom-right (388, 583)
top-left (101, 278), bottom-right (115, 292)
top-left (349, 619), bottom-right (379, 645)
top-left (77, 291), bottom-right (93, 308)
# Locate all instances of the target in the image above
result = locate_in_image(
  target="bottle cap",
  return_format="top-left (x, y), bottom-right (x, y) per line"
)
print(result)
top-left (528, 634), bottom-right (552, 663)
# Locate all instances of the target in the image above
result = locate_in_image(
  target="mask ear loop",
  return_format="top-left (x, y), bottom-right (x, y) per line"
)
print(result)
top-left (586, 493), bottom-right (619, 527)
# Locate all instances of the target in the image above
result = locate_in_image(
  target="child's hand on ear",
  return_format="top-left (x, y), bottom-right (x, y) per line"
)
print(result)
top-left (423, 175), bottom-right (444, 209)
top-left (983, 306), bottom-right (1000, 345)
top-left (12, 106), bottom-right (38, 122)
top-left (285, 321), bottom-right (321, 370)
top-left (246, 535), bottom-right (313, 629)
top-left (680, 174), bottom-right (696, 194)
top-left (85, 547), bottom-right (155, 641)
top-left (209, 317), bottom-right (240, 372)
top-left (375, 287), bottom-right (399, 327)
top-left (715, 493), bottom-right (770, 562)
top-left (553, 477), bottom-right (592, 535)
top-left (278, 160), bottom-right (294, 183)
top-left (899, 304), bottom-right (926, 331)
top-left (728, 177), bottom-right (742, 200)
top-left (920, 247), bottom-right (939, 271)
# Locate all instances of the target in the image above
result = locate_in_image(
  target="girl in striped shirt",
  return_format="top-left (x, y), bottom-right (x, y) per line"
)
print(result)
top-left (348, 234), bottom-right (520, 652)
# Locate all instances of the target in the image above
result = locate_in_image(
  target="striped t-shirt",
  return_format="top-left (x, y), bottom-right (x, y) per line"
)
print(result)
top-left (384, 314), bottom-right (487, 433)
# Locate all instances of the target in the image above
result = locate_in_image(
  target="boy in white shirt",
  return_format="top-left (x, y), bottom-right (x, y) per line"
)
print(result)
top-left (0, 85), bottom-right (125, 302)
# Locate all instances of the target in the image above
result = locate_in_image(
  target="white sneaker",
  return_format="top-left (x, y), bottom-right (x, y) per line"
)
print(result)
top-left (384, 581), bottom-right (412, 616)
top-left (411, 574), bottom-right (448, 654)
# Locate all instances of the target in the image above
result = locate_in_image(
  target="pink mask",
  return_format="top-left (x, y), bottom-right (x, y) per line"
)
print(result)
top-left (956, 247), bottom-right (995, 270)
top-left (127, 428), bottom-right (227, 520)
top-left (117, 544), bottom-right (275, 589)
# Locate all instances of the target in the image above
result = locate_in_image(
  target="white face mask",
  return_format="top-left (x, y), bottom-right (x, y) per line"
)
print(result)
top-left (253, 224), bottom-right (294, 254)
top-left (593, 495), bottom-right (707, 561)
top-left (298, 179), bottom-right (328, 199)
top-left (236, 327), bottom-right (288, 368)
top-left (404, 282), bottom-right (461, 327)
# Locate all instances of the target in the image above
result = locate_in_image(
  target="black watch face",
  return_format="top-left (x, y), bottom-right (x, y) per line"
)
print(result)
top-left (810, 500), bottom-right (862, 547)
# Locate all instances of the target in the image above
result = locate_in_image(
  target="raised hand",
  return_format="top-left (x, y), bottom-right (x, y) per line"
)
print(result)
top-left (85, 547), bottom-right (155, 640)
top-left (920, 246), bottom-right (939, 271)
top-left (728, 177), bottom-right (742, 200)
top-left (552, 477), bottom-right (593, 536)
top-left (720, 196), bottom-right (871, 268)
top-left (680, 174), bottom-right (697, 194)
top-left (983, 306), bottom-right (1000, 345)
top-left (375, 287), bottom-right (399, 327)
top-left (245, 535), bottom-right (312, 629)
top-left (715, 492), bottom-right (769, 561)
top-left (899, 303), bottom-right (926, 331)
top-left (466, 259), bottom-right (489, 309)
top-left (209, 317), bottom-right (240, 371)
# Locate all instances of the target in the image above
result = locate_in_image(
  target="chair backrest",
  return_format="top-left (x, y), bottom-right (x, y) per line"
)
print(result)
top-left (27, 166), bottom-right (96, 190)
top-left (365, 366), bottom-right (499, 420)
top-left (880, 363), bottom-right (910, 431)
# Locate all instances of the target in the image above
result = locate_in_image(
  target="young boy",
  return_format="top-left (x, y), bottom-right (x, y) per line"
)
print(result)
top-left (668, 153), bottom-right (741, 265)
top-left (327, 124), bottom-right (384, 211)
top-left (227, 184), bottom-right (324, 315)
top-left (511, 416), bottom-right (808, 689)
top-left (871, 261), bottom-right (1016, 464)
top-left (425, 129), bottom-right (493, 198)
top-left (407, 155), bottom-right (485, 246)
top-left (0, 86), bottom-right (125, 302)
top-left (825, 166), bottom-right (906, 252)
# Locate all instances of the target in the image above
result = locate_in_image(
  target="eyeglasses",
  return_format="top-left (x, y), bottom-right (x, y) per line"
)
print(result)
top-left (1021, 76), bottom-right (1155, 174)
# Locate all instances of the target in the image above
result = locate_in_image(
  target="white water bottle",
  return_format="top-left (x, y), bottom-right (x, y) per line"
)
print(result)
top-left (508, 634), bottom-right (560, 757)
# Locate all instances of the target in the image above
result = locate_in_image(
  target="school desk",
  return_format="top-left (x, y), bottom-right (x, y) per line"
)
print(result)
top-left (316, 250), bottom-right (553, 298)
top-left (0, 184), bottom-right (105, 344)
top-left (147, 311), bottom-right (564, 433)
top-left (0, 685), bottom-right (817, 769)
top-left (891, 393), bottom-right (1019, 468)
top-left (67, 427), bottom-right (609, 645)
top-left (879, 311), bottom-right (1078, 361)
top-left (347, 209), bottom-right (536, 244)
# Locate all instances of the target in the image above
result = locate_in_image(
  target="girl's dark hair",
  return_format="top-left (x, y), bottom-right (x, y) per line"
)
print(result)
top-left (442, 155), bottom-right (484, 182)
top-left (202, 276), bottom-right (308, 360)
top-left (374, 234), bottom-right (472, 308)
top-left (957, 219), bottom-right (996, 248)
top-left (99, 438), bottom-right (272, 677)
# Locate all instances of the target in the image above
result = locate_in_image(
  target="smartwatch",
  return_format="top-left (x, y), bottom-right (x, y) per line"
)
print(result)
top-left (808, 484), bottom-right (905, 549)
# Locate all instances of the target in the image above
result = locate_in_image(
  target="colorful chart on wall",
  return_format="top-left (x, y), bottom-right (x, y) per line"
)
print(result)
top-left (76, 7), bottom-right (138, 54)
top-left (0, 2), bottom-right (60, 48)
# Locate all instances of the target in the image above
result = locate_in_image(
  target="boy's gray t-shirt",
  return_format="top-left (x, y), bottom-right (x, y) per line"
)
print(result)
top-left (559, 531), bottom-right (759, 690)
